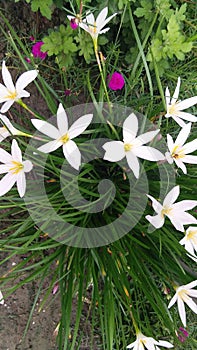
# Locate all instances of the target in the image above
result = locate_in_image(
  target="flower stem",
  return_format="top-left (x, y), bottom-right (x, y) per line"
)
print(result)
top-left (17, 99), bottom-right (41, 118)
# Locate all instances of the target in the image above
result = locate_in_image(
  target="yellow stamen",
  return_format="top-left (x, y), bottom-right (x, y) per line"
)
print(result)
top-left (161, 207), bottom-right (172, 218)
top-left (168, 103), bottom-right (177, 115)
top-left (5, 90), bottom-right (17, 100)
top-left (124, 143), bottom-right (132, 152)
top-left (9, 161), bottom-right (24, 174)
top-left (171, 145), bottom-right (185, 159)
top-left (60, 133), bottom-right (70, 144)
top-left (187, 230), bottom-right (197, 243)
top-left (177, 289), bottom-right (189, 301)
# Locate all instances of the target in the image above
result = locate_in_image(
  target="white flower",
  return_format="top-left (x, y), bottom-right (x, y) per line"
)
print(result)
top-left (127, 332), bottom-right (173, 349)
top-left (0, 61), bottom-right (38, 113)
top-left (168, 280), bottom-right (197, 327)
top-left (102, 113), bottom-right (165, 178)
top-left (165, 77), bottom-right (197, 127)
top-left (0, 114), bottom-right (24, 142)
top-left (179, 226), bottom-right (197, 261)
top-left (74, 7), bottom-right (116, 44)
top-left (0, 290), bottom-right (4, 305)
top-left (31, 103), bottom-right (93, 170)
top-left (0, 139), bottom-right (33, 197)
top-left (146, 185), bottom-right (197, 232)
top-left (165, 122), bottom-right (197, 174)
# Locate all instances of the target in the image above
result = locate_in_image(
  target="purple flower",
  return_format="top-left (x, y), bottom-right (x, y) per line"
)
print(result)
top-left (70, 18), bottom-right (79, 30)
top-left (64, 89), bottom-right (71, 96)
top-left (32, 41), bottom-right (47, 60)
top-left (25, 57), bottom-right (31, 63)
top-left (177, 327), bottom-right (189, 343)
top-left (108, 72), bottom-right (125, 91)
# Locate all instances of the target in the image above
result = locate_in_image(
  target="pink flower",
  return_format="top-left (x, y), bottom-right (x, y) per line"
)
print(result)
top-left (32, 41), bottom-right (47, 60)
top-left (108, 72), bottom-right (125, 91)
top-left (25, 57), bottom-right (31, 63)
top-left (64, 89), bottom-right (71, 96)
top-left (70, 18), bottom-right (79, 30)
top-left (178, 327), bottom-right (189, 343)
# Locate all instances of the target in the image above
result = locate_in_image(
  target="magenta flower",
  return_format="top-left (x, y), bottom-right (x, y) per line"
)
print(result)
top-left (32, 41), bottom-right (47, 60)
top-left (64, 89), bottom-right (71, 96)
top-left (108, 72), bottom-right (125, 91)
top-left (70, 18), bottom-right (79, 30)
top-left (178, 327), bottom-right (189, 342)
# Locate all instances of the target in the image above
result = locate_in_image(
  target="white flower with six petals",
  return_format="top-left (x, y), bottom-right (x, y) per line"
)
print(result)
top-left (0, 61), bottom-right (38, 113)
top-left (165, 122), bottom-right (197, 174)
top-left (31, 103), bottom-right (93, 170)
top-left (165, 77), bottom-right (197, 127)
top-left (168, 280), bottom-right (197, 327)
top-left (103, 113), bottom-right (165, 178)
top-left (127, 331), bottom-right (173, 350)
top-left (0, 139), bottom-right (33, 197)
top-left (179, 226), bottom-right (197, 261)
top-left (146, 185), bottom-right (197, 232)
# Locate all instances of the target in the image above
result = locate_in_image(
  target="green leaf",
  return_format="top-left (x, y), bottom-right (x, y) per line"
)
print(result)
top-left (134, 0), bottom-right (153, 21)
top-left (75, 32), bottom-right (94, 64)
top-left (31, 0), bottom-right (53, 20)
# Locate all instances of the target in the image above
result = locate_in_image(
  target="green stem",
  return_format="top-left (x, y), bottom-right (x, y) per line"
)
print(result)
top-left (17, 99), bottom-right (41, 118)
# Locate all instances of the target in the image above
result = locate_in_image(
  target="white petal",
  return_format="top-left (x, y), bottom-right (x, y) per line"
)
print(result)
top-left (0, 172), bottom-right (16, 196)
top-left (183, 155), bottom-right (197, 164)
top-left (171, 77), bottom-right (181, 104)
top-left (169, 215), bottom-right (185, 232)
top-left (174, 158), bottom-right (187, 174)
top-left (123, 113), bottom-right (138, 142)
top-left (0, 83), bottom-right (11, 101)
top-left (37, 140), bottom-right (62, 153)
top-left (17, 171), bottom-right (26, 197)
top-left (126, 152), bottom-right (140, 178)
top-left (86, 13), bottom-right (95, 26)
top-left (11, 139), bottom-right (22, 162)
top-left (133, 146), bottom-right (165, 161)
top-left (0, 164), bottom-right (10, 174)
top-left (171, 115), bottom-right (186, 127)
top-left (184, 280), bottom-right (197, 290)
top-left (177, 298), bottom-right (186, 327)
top-left (187, 290), bottom-right (197, 298)
top-left (19, 89), bottom-right (30, 98)
top-left (177, 111), bottom-right (197, 122)
top-left (166, 134), bottom-right (174, 153)
top-left (146, 194), bottom-right (163, 213)
top-left (96, 7), bottom-right (108, 28)
top-left (146, 214), bottom-right (164, 228)
top-left (184, 139), bottom-right (197, 154)
top-left (136, 129), bottom-right (160, 145)
top-left (56, 103), bottom-right (68, 135)
top-left (171, 212), bottom-right (197, 231)
top-left (144, 338), bottom-right (156, 350)
top-left (103, 141), bottom-right (125, 162)
top-left (2, 61), bottom-right (15, 92)
top-left (99, 28), bottom-right (110, 34)
top-left (0, 100), bottom-right (15, 113)
top-left (31, 119), bottom-right (60, 139)
top-left (63, 140), bottom-right (81, 170)
top-left (68, 114), bottom-right (93, 139)
top-left (165, 151), bottom-right (173, 164)
top-left (184, 298), bottom-right (197, 314)
top-left (168, 293), bottom-right (178, 309)
top-left (23, 160), bottom-right (33, 173)
top-left (100, 13), bottom-right (117, 30)
top-left (0, 148), bottom-right (13, 163)
top-left (165, 86), bottom-right (171, 106)
top-left (175, 122), bottom-right (191, 146)
top-left (172, 200), bottom-right (197, 211)
top-left (176, 96), bottom-right (197, 110)
top-left (157, 340), bottom-right (173, 348)
top-left (0, 114), bottom-right (18, 135)
top-left (0, 290), bottom-right (4, 305)
top-left (163, 185), bottom-right (180, 207)
top-left (15, 70), bottom-right (38, 92)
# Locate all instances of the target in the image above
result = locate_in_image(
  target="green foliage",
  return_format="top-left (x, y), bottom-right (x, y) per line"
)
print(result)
top-left (15, 0), bottom-right (54, 19)
top-left (74, 32), bottom-right (94, 64)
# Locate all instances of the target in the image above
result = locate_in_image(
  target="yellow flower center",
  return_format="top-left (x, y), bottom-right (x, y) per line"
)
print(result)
top-left (177, 289), bottom-right (189, 301)
top-left (5, 90), bottom-right (17, 100)
top-left (9, 161), bottom-right (24, 174)
top-left (90, 21), bottom-right (97, 34)
top-left (124, 143), bottom-right (132, 152)
top-left (187, 230), bottom-right (197, 243)
top-left (60, 133), bottom-right (70, 144)
top-left (171, 145), bottom-right (185, 159)
top-left (161, 207), bottom-right (172, 218)
top-left (168, 103), bottom-right (178, 115)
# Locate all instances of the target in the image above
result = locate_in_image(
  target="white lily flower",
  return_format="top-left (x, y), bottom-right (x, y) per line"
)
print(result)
top-left (74, 7), bottom-right (116, 47)
top-left (0, 139), bottom-right (33, 197)
top-left (31, 103), bottom-right (93, 170)
top-left (165, 122), bottom-right (197, 174)
top-left (0, 61), bottom-right (38, 113)
top-left (127, 331), bottom-right (173, 349)
top-left (146, 185), bottom-right (197, 232)
top-left (165, 77), bottom-right (197, 127)
top-left (179, 226), bottom-right (197, 261)
top-left (0, 290), bottom-right (4, 305)
top-left (103, 113), bottom-right (165, 179)
top-left (0, 114), bottom-right (25, 142)
top-left (168, 280), bottom-right (197, 327)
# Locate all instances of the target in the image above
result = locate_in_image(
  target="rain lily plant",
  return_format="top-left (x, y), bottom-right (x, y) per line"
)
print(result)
top-left (168, 280), bottom-right (197, 327)
top-left (127, 331), bottom-right (173, 349)
top-left (0, 61), bottom-right (38, 113)
top-left (165, 77), bottom-right (197, 127)
top-left (0, 139), bottom-right (33, 197)
top-left (165, 122), bottom-right (197, 174)
top-left (0, 114), bottom-right (31, 141)
top-left (146, 185), bottom-right (197, 231)
top-left (31, 103), bottom-right (93, 170)
top-left (103, 113), bottom-right (165, 178)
